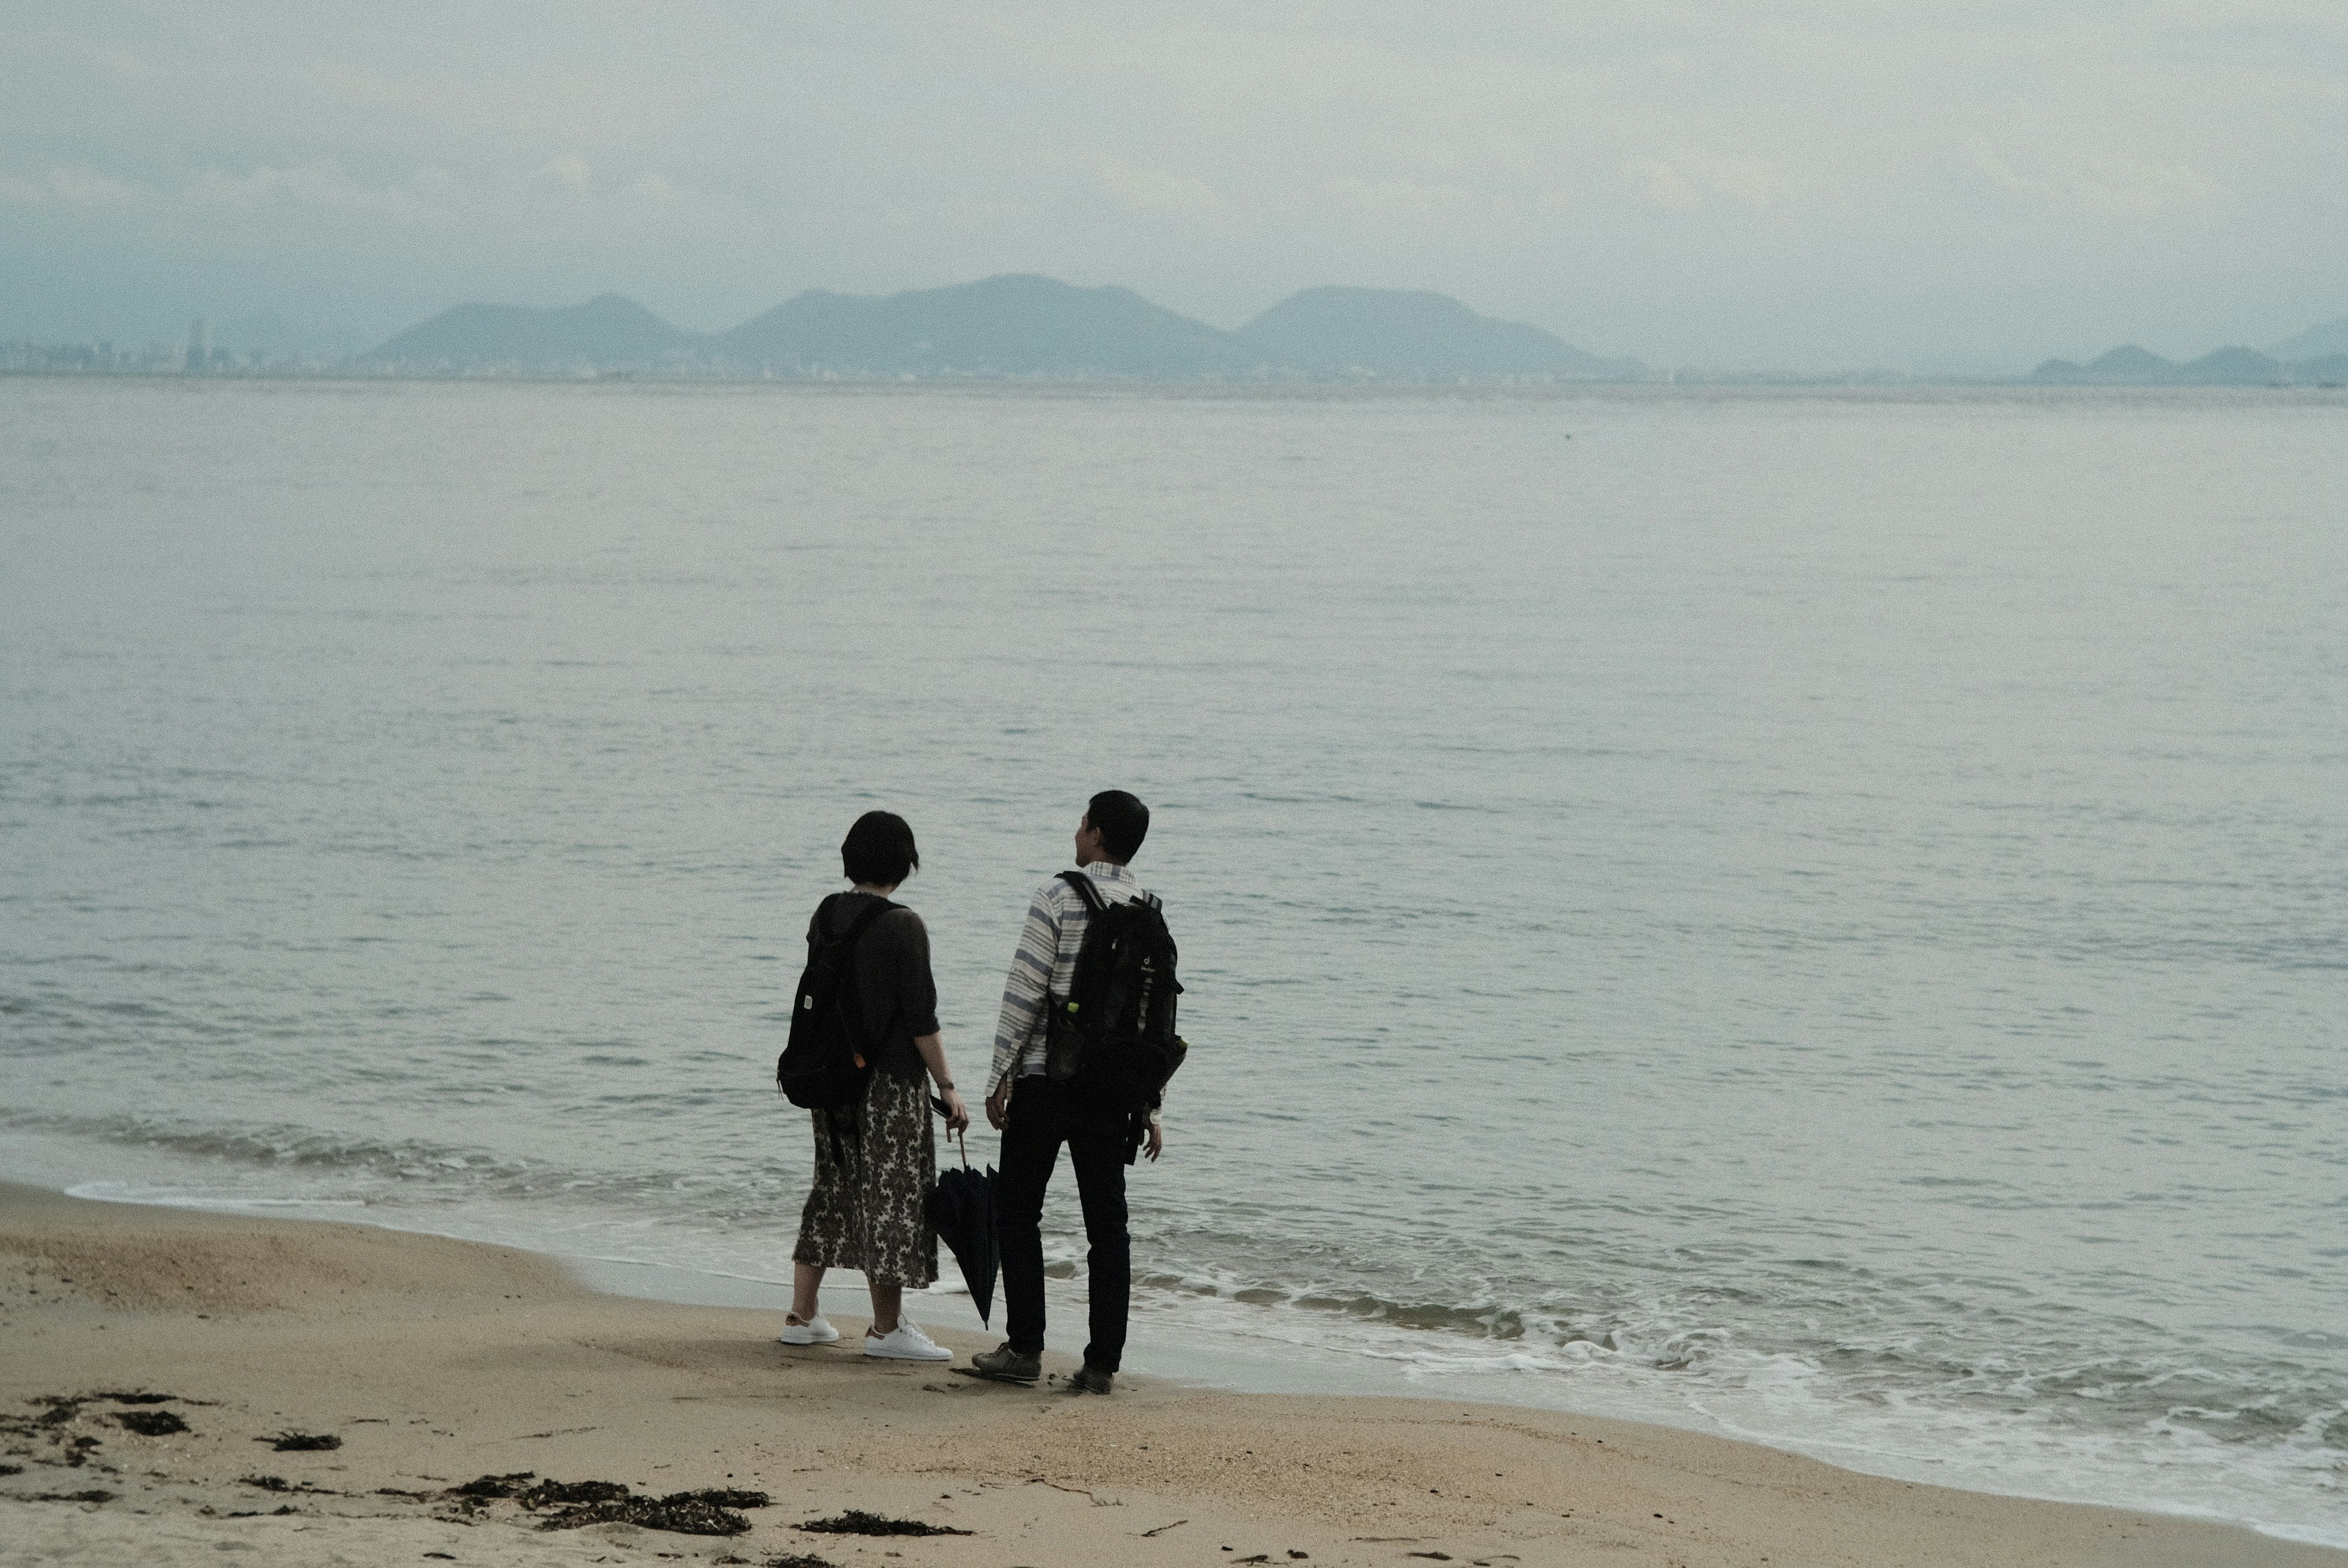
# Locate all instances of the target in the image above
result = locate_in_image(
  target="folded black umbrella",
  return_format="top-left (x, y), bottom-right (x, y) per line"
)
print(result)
top-left (928, 1133), bottom-right (1000, 1328)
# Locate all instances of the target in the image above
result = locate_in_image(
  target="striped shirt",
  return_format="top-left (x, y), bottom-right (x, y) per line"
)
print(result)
top-left (987, 861), bottom-right (1153, 1097)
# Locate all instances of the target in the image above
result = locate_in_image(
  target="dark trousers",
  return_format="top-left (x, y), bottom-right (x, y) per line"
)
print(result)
top-left (996, 1076), bottom-right (1130, 1373)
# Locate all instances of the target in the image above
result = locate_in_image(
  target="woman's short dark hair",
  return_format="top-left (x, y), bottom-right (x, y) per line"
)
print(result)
top-left (1087, 790), bottom-right (1150, 862)
top-left (841, 811), bottom-right (918, 887)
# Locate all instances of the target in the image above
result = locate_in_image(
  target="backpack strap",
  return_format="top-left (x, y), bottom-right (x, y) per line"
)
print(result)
top-left (806, 892), bottom-right (897, 952)
top-left (845, 900), bottom-right (895, 944)
top-left (1057, 868), bottom-right (1106, 912)
top-left (817, 892), bottom-right (896, 957)
top-left (824, 896), bottom-right (899, 948)
top-left (1059, 869), bottom-right (1159, 913)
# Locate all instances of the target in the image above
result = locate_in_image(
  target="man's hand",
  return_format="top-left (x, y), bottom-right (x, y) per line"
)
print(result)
top-left (986, 1083), bottom-right (1010, 1132)
top-left (1143, 1116), bottom-right (1165, 1163)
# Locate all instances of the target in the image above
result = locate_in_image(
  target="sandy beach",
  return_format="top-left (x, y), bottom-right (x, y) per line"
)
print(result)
top-left (0, 1180), bottom-right (2335, 1568)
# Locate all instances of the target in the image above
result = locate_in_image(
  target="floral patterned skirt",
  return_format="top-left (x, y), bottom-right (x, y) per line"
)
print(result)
top-left (791, 1069), bottom-right (937, 1289)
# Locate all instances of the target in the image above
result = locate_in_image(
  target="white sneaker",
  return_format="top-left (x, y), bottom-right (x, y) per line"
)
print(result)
top-left (778, 1313), bottom-right (839, 1345)
top-left (863, 1320), bottom-right (951, 1361)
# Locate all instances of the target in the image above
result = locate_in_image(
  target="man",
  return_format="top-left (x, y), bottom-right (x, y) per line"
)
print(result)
top-left (969, 790), bottom-right (1164, 1394)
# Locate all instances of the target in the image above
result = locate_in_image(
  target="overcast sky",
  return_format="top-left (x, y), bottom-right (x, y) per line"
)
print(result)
top-left (4, 1), bottom-right (2343, 369)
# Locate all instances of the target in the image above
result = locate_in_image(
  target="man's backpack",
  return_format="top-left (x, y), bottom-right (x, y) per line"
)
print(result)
top-left (1044, 870), bottom-right (1186, 1114)
top-left (775, 894), bottom-right (896, 1117)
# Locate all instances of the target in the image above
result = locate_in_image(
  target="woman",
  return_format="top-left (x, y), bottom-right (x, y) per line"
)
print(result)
top-left (781, 810), bottom-right (971, 1360)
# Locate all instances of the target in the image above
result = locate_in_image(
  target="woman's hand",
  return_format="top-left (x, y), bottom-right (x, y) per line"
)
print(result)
top-left (908, 1033), bottom-right (969, 1135)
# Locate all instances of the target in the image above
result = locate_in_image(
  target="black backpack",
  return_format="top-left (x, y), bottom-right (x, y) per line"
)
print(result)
top-left (775, 894), bottom-right (896, 1116)
top-left (1044, 870), bottom-right (1186, 1114)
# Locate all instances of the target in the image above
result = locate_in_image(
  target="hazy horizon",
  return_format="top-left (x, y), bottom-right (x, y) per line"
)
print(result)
top-left (4, 3), bottom-right (2345, 372)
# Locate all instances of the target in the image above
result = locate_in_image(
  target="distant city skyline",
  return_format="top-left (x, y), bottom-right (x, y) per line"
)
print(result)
top-left (6, 4), bottom-right (2343, 372)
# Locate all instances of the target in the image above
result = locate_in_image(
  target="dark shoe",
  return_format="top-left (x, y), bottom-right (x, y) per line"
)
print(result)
top-left (1068, 1364), bottom-right (1113, 1396)
top-left (969, 1342), bottom-right (1041, 1385)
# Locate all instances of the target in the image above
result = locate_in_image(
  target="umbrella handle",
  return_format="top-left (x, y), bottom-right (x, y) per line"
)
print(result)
top-left (931, 1095), bottom-right (972, 1168)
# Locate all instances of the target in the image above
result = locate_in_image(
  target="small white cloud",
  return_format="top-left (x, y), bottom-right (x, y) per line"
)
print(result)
top-left (1320, 175), bottom-right (1473, 218)
top-left (96, 48), bottom-right (161, 81)
top-left (1623, 157), bottom-right (1700, 212)
top-left (1623, 153), bottom-right (1787, 212)
top-left (179, 160), bottom-right (454, 223)
top-left (538, 154), bottom-right (593, 193)
top-left (45, 166), bottom-right (146, 208)
top-left (1689, 156), bottom-right (1784, 210)
top-left (2071, 154), bottom-right (2220, 217)
top-left (1965, 135), bottom-right (2056, 200)
top-left (185, 164), bottom-right (280, 213)
top-left (1087, 153), bottom-right (1219, 214)
top-left (627, 172), bottom-right (679, 202)
top-left (1965, 135), bottom-right (2220, 216)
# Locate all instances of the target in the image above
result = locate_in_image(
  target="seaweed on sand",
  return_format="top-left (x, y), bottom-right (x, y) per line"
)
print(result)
top-left (534, 1493), bottom-right (755, 1536)
top-left (796, 1510), bottom-right (972, 1537)
top-left (259, 1431), bottom-right (340, 1451)
top-left (449, 1471), bottom-right (536, 1499)
top-left (522, 1479), bottom-right (631, 1507)
top-left (11, 1393), bottom-right (185, 1446)
top-left (670, 1488), bottom-right (770, 1509)
top-left (116, 1410), bottom-right (189, 1436)
top-left (447, 1474), bottom-right (652, 1507)
top-left (437, 1473), bottom-right (772, 1536)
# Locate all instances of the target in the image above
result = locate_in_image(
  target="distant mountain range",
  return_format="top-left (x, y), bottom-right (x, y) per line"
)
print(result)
top-left (2031, 336), bottom-right (2348, 387)
top-left (374, 294), bottom-right (699, 367)
top-left (2269, 314), bottom-right (2348, 361)
top-left (359, 274), bottom-right (1644, 381)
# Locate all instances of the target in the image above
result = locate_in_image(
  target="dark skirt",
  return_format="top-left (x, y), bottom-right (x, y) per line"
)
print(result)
top-left (791, 1070), bottom-right (938, 1289)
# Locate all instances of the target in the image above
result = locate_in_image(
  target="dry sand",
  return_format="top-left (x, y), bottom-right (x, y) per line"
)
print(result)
top-left (1, 1180), bottom-right (2336, 1568)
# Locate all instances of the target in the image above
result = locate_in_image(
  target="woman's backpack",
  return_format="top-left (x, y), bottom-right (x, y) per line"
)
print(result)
top-left (775, 894), bottom-right (897, 1114)
top-left (1044, 871), bottom-right (1186, 1114)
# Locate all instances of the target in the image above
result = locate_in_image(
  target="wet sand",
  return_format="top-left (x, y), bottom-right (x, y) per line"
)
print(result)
top-left (2, 1180), bottom-right (2337, 1568)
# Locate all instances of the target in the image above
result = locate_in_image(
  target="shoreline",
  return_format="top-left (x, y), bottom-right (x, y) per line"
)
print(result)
top-left (26, 1152), bottom-right (2342, 1546)
top-left (4, 1180), bottom-right (2339, 1567)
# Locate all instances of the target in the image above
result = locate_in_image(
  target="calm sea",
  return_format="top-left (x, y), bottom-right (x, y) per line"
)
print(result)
top-left (2, 376), bottom-right (2341, 1544)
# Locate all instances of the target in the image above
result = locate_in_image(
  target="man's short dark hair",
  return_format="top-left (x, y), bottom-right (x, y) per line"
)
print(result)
top-left (1087, 790), bottom-right (1149, 862)
top-left (841, 811), bottom-right (918, 886)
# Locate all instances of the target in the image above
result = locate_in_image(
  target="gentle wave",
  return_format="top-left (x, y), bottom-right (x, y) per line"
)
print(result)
top-left (8, 1109), bottom-right (2342, 1547)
